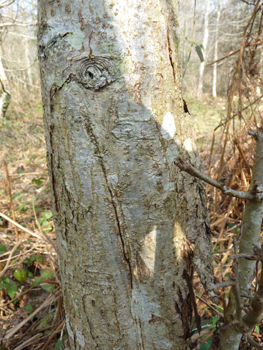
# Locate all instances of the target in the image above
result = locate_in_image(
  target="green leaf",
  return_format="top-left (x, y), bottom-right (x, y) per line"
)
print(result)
top-left (41, 284), bottom-right (55, 293)
top-left (195, 41), bottom-right (204, 50)
top-left (13, 268), bottom-right (27, 282)
top-left (32, 278), bottom-right (42, 286)
top-left (27, 254), bottom-right (43, 264)
top-left (43, 225), bottom-right (53, 233)
top-left (41, 270), bottom-right (54, 279)
top-left (195, 45), bottom-right (204, 62)
top-left (3, 277), bottom-right (9, 283)
top-left (32, 254), bottom-right (43, 264)
top-left (38, 218), bottom-right (44, 226)
top-left (255, 325), bottom-right (260, 333)
top-left (25, 305), bottom-right (33, 312)
top-left (212, 316), bottom-right (218, 325)
top-left (41, 220), bottom-right (48, 227)
top-left (28, 272), bottom-right (33, 278)
top-left (40, 312), bottom-right (54, 326)
top-left (18, 203), bottom-right (26, 211)
top-left (43, 211), bottom-right (53, 220)
top-left (0, 283), bottom-right (9, 290)
top-left (35, 255), bottom-right (43, 263)
top-left (32, 177), bottom-right (44, 186)
top-left (200, 335), bottom-right (212, 350)
top-left (12, 193), bottom-right (21, 200)
top-left (0, 244), bottom-right (7, 255)
top-left (54, 339), bottom-right (65, 350)
top-left (7, 283), bottom-right (17, 299)
top-left (214, 305), bottom-right (224, 313)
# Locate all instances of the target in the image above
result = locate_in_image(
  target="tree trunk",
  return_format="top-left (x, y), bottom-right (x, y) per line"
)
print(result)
top-left (212, 0), bottom-right (221, 98)
top-left (0, 54), bottom-right (11, 119)
top-left (197, 0), bottom-right (211, 99)
top-left (37, 1), bottom-right (214, 349)
top-left (20, 0), bottom-right (33, 89)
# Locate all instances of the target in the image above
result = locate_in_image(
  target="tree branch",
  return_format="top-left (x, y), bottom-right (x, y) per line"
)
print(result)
top-left (174, 157), bottom-right (263, 201)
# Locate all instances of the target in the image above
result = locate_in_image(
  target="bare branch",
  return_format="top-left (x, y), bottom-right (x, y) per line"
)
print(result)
top-left (213, 280), bottom-right (236, 289)
top-left (246, 335), bottom-right (263, 350)
top-left (174, 157), bottom-right (263, 201)
top-left (196, 295), bottom-right (224, 318)
top-left (0, 0), bottom-right (15, 8)
top-left (0, 21), bottom-right (36, 28)
top-left (206, 40), bottom-right (263, 67)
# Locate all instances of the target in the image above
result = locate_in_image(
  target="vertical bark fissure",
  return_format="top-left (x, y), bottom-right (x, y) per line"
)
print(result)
top-left (166, 27), bottom-right (176, 83)
top-left (82, 297), bottom-right (100, 346)
top-left (84, 117), bottom-right (133, 290)
top-left (183, 269), bottom-right (201, 334)
top-left (49, 127), bottom-right (59, 213)
top-left (138, 318), bottom-right (146, 350)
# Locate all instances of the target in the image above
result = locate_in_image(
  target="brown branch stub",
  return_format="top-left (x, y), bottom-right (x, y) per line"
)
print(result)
top-left (174, 157), bottom-right (262, 201)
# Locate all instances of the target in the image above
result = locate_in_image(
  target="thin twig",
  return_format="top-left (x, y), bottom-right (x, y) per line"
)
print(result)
top-left (217, 0), bottom-right (261, 180)
top-left (247, 334), bottom-right (263, 350)
top-left (174, 157), bottom-right (262, 200)
top-left (0, 234), bottom-right (30, 278)
top-left (196, 295), bottom-right (224, 318)
top-left (213, 280), bottom-right (235, 290)
top-left (33, 198), bottom-right (57, 255)
top-left (0, 212), bottom-right (43, 240)
top-left (206, 40), bottom-right (263, 67)
top-left (4, 291), bottom-right (60, 340)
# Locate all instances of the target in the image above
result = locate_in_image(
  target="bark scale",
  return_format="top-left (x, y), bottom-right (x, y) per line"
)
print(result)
top-left (37, 1), bottom-right (213, 349)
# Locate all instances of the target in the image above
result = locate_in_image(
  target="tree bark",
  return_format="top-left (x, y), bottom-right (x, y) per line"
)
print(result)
top-left (37, 1), bottom-right (214, 349)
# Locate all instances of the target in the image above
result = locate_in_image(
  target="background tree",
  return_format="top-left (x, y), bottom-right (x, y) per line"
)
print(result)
top-left (0, 0), bottom-right (38, 118)
top-left (197, 0), bottom-right (211, 98)
top-left (37, 0), bottom-right (214, 349)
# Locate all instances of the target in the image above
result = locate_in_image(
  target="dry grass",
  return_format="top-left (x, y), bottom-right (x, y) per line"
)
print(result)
top-left (0, 97), bottom-right (68, 350)
top-left (1, 19), bottom-right (263, 347)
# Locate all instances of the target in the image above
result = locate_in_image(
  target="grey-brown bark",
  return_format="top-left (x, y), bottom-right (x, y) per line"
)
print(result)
top-left (37, 1), bottom-right (214, 349)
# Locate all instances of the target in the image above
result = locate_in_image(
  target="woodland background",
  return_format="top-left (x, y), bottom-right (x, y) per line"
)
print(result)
top-left (0, 0), bottom-right (262, 349)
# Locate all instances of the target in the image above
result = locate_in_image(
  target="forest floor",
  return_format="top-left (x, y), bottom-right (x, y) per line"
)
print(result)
top-left (0, 94), bottom-right (262, 350)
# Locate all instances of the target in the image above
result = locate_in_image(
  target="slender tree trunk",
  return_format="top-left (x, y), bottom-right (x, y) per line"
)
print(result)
top-left (37, 1), bottom-right (214, 349)
top-left (213, 0), bottom-right (221, 98)
top-left (197, 0), bottom-right (211, 99)
top-left (0, 52), bottom-right (11, 119)
top-left (219, 130), bottom-right (263, 349)
top-left (20, 0), bottom-right (33, 89)
top-left (182, 0), bottom-right (189, 84)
